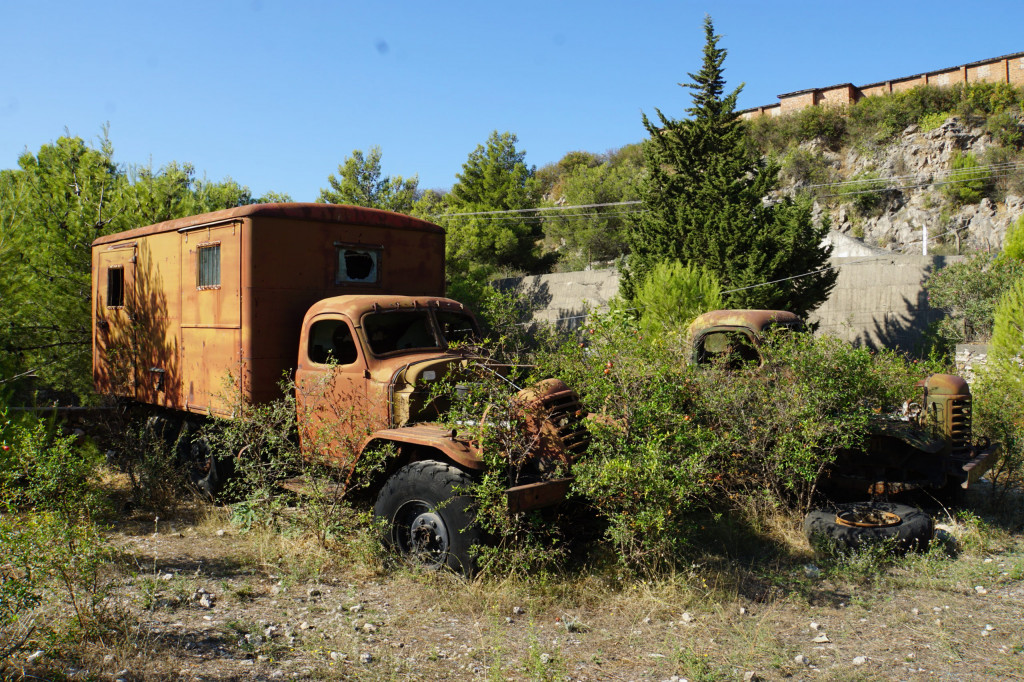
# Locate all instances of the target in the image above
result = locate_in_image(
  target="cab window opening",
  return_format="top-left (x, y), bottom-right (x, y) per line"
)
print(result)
top-left (308, 319), bottom-right (359, 365)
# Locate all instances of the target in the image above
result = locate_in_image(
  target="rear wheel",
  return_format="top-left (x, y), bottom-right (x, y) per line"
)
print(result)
top-left (178, 422), bottom-right (233, 500)
top-left (804, 501), bottom-right (933, 554)
top-left (373, 460), bottom-right (480, 574)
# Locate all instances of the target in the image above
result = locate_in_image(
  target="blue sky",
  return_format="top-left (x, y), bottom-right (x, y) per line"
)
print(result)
top-left (2, 1), bottom-right (1023, 201)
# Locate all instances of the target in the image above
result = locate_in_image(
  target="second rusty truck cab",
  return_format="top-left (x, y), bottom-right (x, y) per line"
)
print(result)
top-left (685, 309), bottom-right (999, 499)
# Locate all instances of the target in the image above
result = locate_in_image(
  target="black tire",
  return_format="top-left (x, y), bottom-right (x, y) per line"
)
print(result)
top-left (804, 501), bottom-right (933, 554)
top-left (179, 423), bottom-right (233, 501)
top-left (373, 460), bottom-right (480, 574)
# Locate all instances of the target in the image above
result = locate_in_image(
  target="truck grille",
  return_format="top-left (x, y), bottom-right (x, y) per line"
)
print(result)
top-left (950, 397), bottom-right (972, 451)
top-left (542, 390), bottom-right (590, 458)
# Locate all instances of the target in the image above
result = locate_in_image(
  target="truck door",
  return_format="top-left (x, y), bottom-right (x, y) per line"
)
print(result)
top-left (94, 244), bottom-right (137, 397)
top-left (296, 314), bottom-right (384, 470)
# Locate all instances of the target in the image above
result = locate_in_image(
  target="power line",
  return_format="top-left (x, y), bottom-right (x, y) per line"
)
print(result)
top-left (809, 161), bottom-right (1024, 197)
top-left (431, 200), bottom-right (642, 220)
top-left (444, 209), bottom-right (649, 225)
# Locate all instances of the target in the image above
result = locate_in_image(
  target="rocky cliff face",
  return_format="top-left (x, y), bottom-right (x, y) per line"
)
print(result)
top-left (800, 117), bottom-right (1024, 254)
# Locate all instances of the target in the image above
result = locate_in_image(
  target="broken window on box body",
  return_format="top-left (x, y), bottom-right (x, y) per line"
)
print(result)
top-left (106, 266), bottom-right (125, 307)
top-left (197, 243), bottom-right (221, 288)
top-left (336, 246), bottom-right (380, 284)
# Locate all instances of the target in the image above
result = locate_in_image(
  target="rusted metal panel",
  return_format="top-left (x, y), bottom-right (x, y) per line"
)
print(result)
top-left (363, 424), bottom-right (485, 471)
top-left (131, 235), bottom-right (183, 408)
top-left (91, 203), bottom-right (443, 246)
top-left (180, 327), bottom-right (242, 417)
top-left (688, 309), bottom-right (803, 336)
top-left (960, 441), bottom-right (1001, 487)
top-left (180, 223), bottom-right (241, 328)
top-left (294, 297), bottom-right (479, 466)
top-left (93, 245), bottom-right (137, 398)
top-left (506, 478), bottom-right (572, 514)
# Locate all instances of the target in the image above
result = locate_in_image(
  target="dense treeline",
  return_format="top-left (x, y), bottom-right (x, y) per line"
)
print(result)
top-left (0, 131), bottom-right (290, 401)
top-left (6, 27), bottom-right (1024, 402)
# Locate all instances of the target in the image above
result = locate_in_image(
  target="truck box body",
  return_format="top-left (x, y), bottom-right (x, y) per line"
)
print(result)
top-left (92, 203), bottom-right (445, 415)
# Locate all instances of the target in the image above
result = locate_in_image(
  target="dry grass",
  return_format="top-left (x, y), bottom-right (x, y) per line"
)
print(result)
top-left (4, 479), bottom-right (1024, 681)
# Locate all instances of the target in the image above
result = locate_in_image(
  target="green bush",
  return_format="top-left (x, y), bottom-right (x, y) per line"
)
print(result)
top-left (972, 358), bottom-right (1024, 498)
top-left (779, 147), bottom-right (836, 191)
top-left (0, 413), bottom-right (118, 661)
top-left (919, 111), bottom-right (950, 132)
top-left (943, 151), bottom-right (991, 205)
top-left (534, 313), bottom-right (933, 572)
top-left (990, 274), bottom-right (1024, 361)
top-left (953, 81), bottom-right (1024, 120)
top-left (1004, 215), bottom-right (1024, 262)
top-left (925, 252), bottom-right (1024, 350)
top-left (836, 171), bottom-right (889, 216)
top-left (986, 110), bottom-right (1024, 149)
top-left (635, 261), bottom-right (723, 336)
top-left (795, 106), bottom-right (847, 149)
top-left (743, 83), bottom-right (1024, 160)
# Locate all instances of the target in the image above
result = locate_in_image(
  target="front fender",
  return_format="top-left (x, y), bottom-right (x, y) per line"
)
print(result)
top-left (361, 423), bottom-right (484, 471)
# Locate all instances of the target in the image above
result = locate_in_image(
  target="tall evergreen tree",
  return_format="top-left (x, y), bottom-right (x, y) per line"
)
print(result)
top-left (442, 130), bottom-right (541, 273)
top-left (317, 146), bottom-right (418, 213)
top-left (624, 16), bottom-right (835, 317)
top-left (438, 131), bottom-right (542, 307)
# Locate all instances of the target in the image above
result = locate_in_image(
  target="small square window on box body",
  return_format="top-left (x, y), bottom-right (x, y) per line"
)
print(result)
top-left (336, 246), bottom-right (380, 284)
top-left (197, 243), bottom-right (221, 288)
top-left (106, 266), bottom-right (125, 307)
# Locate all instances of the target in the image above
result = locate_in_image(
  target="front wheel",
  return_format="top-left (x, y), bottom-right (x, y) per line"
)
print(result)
top-left (373, 460), bottom-right (480, 574)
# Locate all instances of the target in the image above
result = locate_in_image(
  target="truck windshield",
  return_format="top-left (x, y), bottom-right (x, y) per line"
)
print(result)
top-left (363, 309), bottom-right (482, 355)
top-left (436, 311), bottom-right (479, 345)
top-left (364, 311), bottom-right (438, 354)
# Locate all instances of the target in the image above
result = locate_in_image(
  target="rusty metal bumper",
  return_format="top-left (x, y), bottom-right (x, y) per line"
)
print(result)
top-left (506, 478), bottom-right (572, 514)
top-left (958, 441), bottom-right (1002, 488)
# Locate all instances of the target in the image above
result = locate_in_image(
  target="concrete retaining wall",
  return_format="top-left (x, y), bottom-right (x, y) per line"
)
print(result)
top-left (808, 255), bottom-right (961, 351)
top-left (494, 252), bottom-right (963, 352)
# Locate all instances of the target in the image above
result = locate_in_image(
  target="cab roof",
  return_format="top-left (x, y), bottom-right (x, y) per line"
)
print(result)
top-left (304, 295), bottom-right (471, 322)
top-left (688, 310), bottom-right (803, 336)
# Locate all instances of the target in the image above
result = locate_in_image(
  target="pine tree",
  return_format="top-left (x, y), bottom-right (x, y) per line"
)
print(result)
top-left (317, 146), bottom-right (418, 213)
top-left (624, 16), bottom-right (835, 317)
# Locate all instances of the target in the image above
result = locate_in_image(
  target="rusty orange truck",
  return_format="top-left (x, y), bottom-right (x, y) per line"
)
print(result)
top-left (92, 203), bottom-right (585, 571)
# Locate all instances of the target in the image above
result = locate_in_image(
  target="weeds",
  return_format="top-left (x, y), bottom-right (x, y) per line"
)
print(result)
top-left (0, 412), bottom-right (127, 669)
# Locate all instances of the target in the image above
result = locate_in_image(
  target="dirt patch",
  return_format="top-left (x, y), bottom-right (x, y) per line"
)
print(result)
top-left (10, 502), bottom-right (1023, 682)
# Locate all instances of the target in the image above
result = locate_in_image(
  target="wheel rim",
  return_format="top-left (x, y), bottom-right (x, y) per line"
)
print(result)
top-left (393, 500), bottom-right (450, 566)
top-left (835, 507), bottom-right (901, 528)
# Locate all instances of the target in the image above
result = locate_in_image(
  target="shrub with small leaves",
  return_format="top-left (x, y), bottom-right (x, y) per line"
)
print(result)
top-left (924, 252), bottom-right (1024, 352)
top-left (943, 151), bottom-right (991, 205)
top-left (535, 312), bottom-right (934, 573)
top-left (636, 261), bottom-right (723, 337)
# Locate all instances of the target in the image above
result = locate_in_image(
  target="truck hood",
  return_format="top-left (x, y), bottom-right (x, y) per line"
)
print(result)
top-left (870, 418), bottom-right (945, 454)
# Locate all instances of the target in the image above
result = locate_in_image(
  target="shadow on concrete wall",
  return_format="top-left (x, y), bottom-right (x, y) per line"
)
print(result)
top-left (854, 262), bottom-right (939, 355)
top-left (492, 276), bottom-right (553, 334)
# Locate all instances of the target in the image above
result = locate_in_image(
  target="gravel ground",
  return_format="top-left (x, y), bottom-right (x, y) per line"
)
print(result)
top-left (10, 508), bottom-right (1022, 682)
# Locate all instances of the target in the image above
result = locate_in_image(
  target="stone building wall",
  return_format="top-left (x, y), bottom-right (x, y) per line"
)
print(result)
top-left (740, 51), bottom-right (1024, 120)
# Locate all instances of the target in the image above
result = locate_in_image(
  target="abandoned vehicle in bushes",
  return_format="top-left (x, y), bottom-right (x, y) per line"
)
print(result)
top-left (686, 309), bottom-right (998, 498)
top-left (91, 203), bottom-right (587, 571)
top-left (686, 309), bottom-right (1000, 550)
